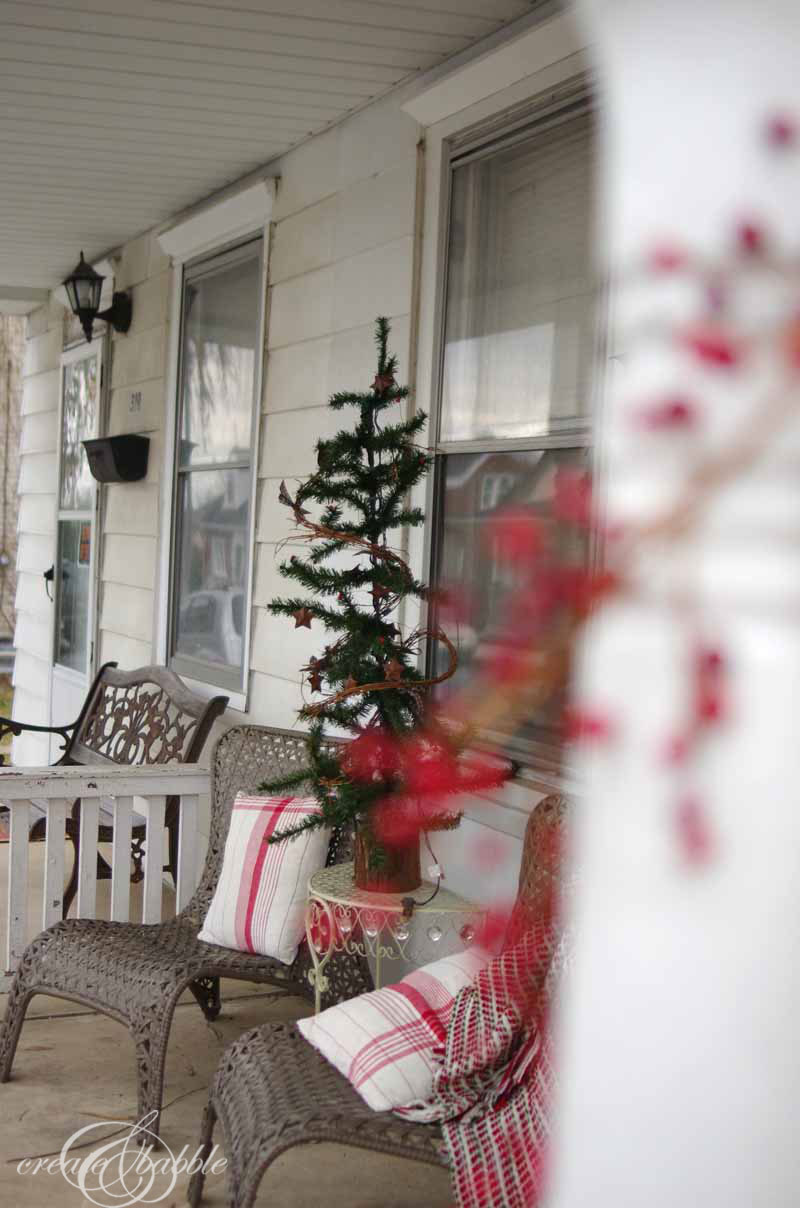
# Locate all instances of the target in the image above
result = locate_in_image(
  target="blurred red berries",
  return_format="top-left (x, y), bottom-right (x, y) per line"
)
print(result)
top-left (639, 396), bottom-right (697, 430)
top-left (649, 244), bottom-right (687, 272)
top-left (564, 707), bottom-right (615, 744)
top-left (682, 324), bottom-right (742, 368)
top-left (765, 113), bottom-right (797, 148)
top-left (342, 730), bottom-right (401, 782)
top-left (485, 508), bottom-right (544, 562)
top-left (676, 796), bottom-right (715, 866)
top-left (736, 221), bottom-right (765, 256)
top-left (553, 468), bottom-right (593, 528)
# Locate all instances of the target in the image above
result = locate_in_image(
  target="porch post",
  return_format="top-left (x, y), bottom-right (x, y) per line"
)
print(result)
top-left (552, 4), bottom-right (800, 1206)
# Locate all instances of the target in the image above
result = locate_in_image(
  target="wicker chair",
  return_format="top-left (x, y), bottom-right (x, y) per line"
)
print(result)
top-left (187, 794), bottom-right (567, 1208)
top-left (0, 725), bottom-right (372, 1141)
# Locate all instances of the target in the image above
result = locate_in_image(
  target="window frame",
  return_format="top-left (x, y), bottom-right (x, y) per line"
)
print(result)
top-left (53, 336), bottom-right (105, 682)
top-left (166, 234), bottom-right (266, 698)
top-left (423, 83), bottom-right (600, 780)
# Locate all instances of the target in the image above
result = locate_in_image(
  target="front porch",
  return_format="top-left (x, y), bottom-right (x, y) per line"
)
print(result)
top-left (0, 981), bottom-right (449, 1208)
top-left (0, 981), bottom-right (288, 1208)
top-left (0, 3), bottom-right (592, 1204)
top-left (0, 838), bottom-right (452, 1207)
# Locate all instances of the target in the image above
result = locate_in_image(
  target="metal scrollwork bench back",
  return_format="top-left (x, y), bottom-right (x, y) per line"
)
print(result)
top-left (0, 662), bottom-right (228, 914)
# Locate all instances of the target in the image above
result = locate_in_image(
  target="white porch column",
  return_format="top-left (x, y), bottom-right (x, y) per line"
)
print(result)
top-left (553, 4), bottom-right (800, 1207)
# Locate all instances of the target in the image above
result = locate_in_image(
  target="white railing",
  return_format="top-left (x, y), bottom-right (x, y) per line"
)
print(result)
top-left (0, 764), bottom-right (210, 991)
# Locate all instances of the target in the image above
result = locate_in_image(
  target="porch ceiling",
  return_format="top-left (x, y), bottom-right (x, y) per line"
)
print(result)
top-left (0, 0), bottom-right (536, 304)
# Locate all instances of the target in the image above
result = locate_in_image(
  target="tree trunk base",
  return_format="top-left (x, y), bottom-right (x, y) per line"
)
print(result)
top-left (353, 829), bottom-right (421, 893)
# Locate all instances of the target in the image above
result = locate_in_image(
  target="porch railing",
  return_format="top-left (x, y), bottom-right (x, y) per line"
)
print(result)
top-left (0, 764), bottom-right (210, 991)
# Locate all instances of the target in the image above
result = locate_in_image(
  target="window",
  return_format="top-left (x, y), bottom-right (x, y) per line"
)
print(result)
top-left (169, 238), bottom-right (263, 692)
top-left (55, 346), bottom-right (100, 674)
top-left (429, 102), bottom-right (596, 769)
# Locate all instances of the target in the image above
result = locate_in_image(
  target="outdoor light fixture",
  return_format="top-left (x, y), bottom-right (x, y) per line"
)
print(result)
top-left (62, 251), bottom-right (132, 343)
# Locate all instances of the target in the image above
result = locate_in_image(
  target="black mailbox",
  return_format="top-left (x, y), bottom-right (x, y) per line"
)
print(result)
top-left (82, 434), bottom-right (150, 484)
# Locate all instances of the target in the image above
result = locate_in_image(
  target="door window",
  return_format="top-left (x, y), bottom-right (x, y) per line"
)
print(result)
top-left (55, 347), bottom-right (100, 674)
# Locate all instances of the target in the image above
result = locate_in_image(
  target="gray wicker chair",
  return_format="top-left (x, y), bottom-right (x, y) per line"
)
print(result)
top-left (0, 725), bottom-right (372, 1140)
top-left (187, 794), bottom-right (567, 1208)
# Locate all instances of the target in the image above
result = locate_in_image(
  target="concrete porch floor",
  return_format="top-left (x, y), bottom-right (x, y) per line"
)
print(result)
top-left (0, 844), bottom-right (453, 1207)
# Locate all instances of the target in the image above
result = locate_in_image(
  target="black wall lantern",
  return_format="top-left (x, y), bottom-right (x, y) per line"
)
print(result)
top-left (63, 251), bottom-right (132, 343)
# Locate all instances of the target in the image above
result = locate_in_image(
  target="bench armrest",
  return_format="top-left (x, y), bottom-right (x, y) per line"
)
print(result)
top-left (0, 714), bottom-right (76, 767)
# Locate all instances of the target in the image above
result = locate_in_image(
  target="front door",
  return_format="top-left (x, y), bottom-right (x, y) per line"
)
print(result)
top-left (49, 339), bottom-right (103, 752)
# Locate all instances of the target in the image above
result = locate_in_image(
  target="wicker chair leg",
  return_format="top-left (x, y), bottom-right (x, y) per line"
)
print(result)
top-left (0, 978), bottom-right (33, 1082)
top-left (189, 977), bottom-right (221, 1022)
top-left (186, 1099), bottom-right (217, 1207)
top-left (235, 1152), bottom-right (291, 1208)
top-left (131, 1017), bottom-right (173, 1145)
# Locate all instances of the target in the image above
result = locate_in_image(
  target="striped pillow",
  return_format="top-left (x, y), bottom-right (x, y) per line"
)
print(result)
top-left (198, 794), bottom-right (329, 965)
top-left (297, 947), bottom-right (490, 1111)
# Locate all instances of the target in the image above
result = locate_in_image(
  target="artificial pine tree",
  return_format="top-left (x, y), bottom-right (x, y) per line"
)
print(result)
top-left (261, 317), bottom-right (465, 890)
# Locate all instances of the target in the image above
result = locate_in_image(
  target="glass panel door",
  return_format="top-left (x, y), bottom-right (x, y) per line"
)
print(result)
top-left (50, 339), bottom-right (102, 734)
top-left (55, 517), bottom-right (93, 672)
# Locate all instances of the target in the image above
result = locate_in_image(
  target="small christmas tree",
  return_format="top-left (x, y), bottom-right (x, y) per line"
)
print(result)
top-left (262, 318), bottom-right (498, 889)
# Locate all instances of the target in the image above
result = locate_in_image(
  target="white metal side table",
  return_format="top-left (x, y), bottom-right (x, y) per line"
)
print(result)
top-left (305, 860), bottom-right (484, 1013)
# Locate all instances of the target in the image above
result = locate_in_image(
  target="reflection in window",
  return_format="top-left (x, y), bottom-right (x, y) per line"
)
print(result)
top-left (433, 448), bottom-right (588, 740)
top-left (440, 114), bottom-right (594, 443)
top-left (170, 240), bottom-right (262, 688)
top-left (178, 256), bottom-right (260, 468)
top-left (174, 469), bottom-right (249, 670)
top-left (55, 519), bottom-right (91, 671)
top-left (60, 357), bottom-right (98, 510)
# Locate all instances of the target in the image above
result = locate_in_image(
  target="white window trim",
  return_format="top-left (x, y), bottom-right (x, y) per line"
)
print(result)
top-left (154, 181), bottom-right (275, 714)
top-left (158, 180), bottom-right (276, 266)
top-left (407, 44), bottom-right (593, 830)
top-left (402, 11), bottom-right (588, 129)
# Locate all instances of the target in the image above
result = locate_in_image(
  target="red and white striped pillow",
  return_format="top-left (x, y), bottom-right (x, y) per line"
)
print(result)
top-left (297, 946), bottom-right (490, 1111)
top-left (198, 794), bottom-right (329, 965)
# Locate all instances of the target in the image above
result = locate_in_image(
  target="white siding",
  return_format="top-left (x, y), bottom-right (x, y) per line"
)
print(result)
top-left (98, 235), bottom-right (170, 672)
top-left (12, 299), bottom-right (63, 765)
top-left (98, 631), bottom-right (153, 671)
top-left (247, 95), bottom-right (420, 738)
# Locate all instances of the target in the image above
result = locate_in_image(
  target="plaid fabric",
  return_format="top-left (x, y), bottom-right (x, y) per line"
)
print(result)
top-left (199, 794), bottom-right (328, 965)
top-left (397, 920), bottom-right (563, 1208)
top-left (297, 947), bottom-right (491, 1111)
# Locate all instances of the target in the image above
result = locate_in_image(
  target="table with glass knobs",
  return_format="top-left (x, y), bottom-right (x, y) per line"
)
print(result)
top-left (304, 861), bottom-right (485, 1013)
